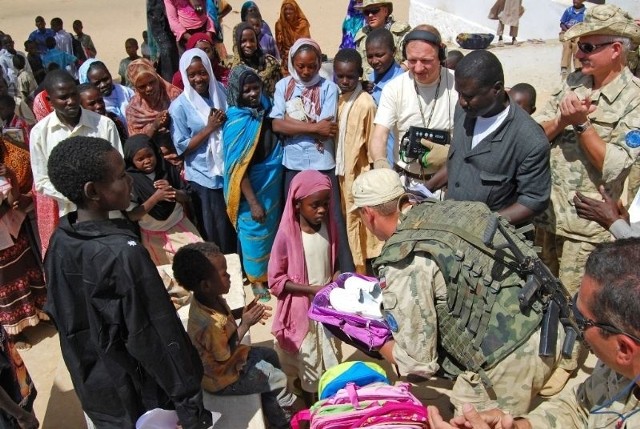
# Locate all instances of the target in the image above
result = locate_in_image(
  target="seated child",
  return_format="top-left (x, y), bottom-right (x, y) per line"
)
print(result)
top-left (45, 136), bottom-right (212, 428)
top-left (124, 134), bottom-right (202, 265)
top-left (333, 48), bottom-right (381, 274)
top-left (509, 82), bottom-right (537, 115)
top-left (172, 242), bottom-right (296, 429)
top-left (268, 170), bottom-right (343, 406)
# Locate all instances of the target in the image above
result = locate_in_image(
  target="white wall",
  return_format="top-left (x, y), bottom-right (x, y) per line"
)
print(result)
top-left (409, 0), bottom-right (640, 43)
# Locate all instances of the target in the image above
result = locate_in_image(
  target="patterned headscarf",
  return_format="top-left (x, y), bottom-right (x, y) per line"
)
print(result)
top-left (226, 65), bottom-right (261, 108)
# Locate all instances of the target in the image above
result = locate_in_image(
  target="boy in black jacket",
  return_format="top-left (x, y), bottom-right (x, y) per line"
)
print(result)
top-left (44, 136), bottom-right (212, 429)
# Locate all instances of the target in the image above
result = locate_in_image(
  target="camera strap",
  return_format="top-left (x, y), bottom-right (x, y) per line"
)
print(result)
top-left (414, 73), bottom-right (441, 130)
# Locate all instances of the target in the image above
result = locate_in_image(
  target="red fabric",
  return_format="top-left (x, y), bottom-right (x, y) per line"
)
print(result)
top-left (32, 91), bottom-right (52, 122)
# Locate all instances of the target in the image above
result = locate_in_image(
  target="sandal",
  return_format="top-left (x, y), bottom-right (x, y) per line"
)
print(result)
top-left (251, 282), bottom-right (271, 302)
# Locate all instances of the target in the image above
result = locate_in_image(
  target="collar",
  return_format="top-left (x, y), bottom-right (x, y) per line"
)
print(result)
top-left (463, 96), bottom-right (516, 144)
top-left (568, 68), bottom-right (634, 105)
top-left (58, 212), bottom-right (138, 239)
top-left (370, 62), bottom-right (403, 85)
top-left (49, 108), bottom-right (91, 132)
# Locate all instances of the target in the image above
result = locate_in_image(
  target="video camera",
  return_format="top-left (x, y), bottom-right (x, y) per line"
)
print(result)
top-left (400, 126), bottom-right (449, 160)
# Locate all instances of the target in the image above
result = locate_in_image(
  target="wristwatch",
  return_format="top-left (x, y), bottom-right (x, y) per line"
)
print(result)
top-left (573, 120), bottom-right (592, 134)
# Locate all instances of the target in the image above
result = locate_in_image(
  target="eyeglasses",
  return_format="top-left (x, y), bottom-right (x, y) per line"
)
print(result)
top-left (577, 41), bottom-right (615, 54)
top-left (363, 8), bottom-right (381, 16)
top-left (572, 293), bottom-right (640, 343)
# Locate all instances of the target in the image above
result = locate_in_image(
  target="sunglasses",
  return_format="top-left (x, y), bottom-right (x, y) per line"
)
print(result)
top-left (577, 41), bottom-right (614, 54)
top-left (364, 8), bottom-right (381, 16)
top-left (572, 293), bottom-right (640, 343)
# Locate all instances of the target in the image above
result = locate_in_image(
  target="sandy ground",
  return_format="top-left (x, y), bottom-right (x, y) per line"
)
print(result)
top-left (0, 0), bottom-right (576, 427)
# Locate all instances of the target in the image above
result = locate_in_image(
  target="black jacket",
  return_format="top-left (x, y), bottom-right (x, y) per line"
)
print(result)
top-left (44, 214), bottom-right (211, 429)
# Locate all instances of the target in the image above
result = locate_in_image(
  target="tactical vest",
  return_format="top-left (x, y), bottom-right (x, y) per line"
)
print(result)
top-left (374, 199), bottom-right (543, 381)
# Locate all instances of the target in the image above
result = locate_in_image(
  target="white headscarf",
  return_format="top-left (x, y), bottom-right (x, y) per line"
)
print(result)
top-left (179, 48), bottom-right (227, 177)
top-left (287, 38), bottom-right (322, 88)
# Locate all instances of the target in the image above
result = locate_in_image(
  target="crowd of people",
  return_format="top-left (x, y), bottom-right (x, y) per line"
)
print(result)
top-left (0, 0), bottom-right (639, 428)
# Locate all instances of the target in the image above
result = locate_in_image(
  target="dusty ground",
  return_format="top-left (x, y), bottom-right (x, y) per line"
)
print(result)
top-left (1, 0), bottom-right (578, 426)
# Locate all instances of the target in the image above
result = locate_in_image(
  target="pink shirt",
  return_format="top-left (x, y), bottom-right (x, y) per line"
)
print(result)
top-left (163, 0), bottom-right (215, 42)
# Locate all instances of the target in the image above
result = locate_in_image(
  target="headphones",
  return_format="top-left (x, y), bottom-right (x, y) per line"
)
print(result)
top-left (402, 29), bottom-right (446, 63)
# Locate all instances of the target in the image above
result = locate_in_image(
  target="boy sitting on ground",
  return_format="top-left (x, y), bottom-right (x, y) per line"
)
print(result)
top-left (44, 136), bottom-right (212, 429)
top-left (173, 242), bottom-right (296, 429)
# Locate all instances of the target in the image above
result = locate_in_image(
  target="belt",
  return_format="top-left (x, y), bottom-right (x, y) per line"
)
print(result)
top-left (394, 164), bottom-right (433, 182)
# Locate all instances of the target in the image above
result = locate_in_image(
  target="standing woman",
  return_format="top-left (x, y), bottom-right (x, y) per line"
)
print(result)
top-left (223, 65), bottom-right (283, 301)
top-left (169, 49), bottom-right (236, 254)
top-left (275, 0), bottom-right (311, 76)
top-left (126, 58), bottom-right (182, 145)
top-left (269, 38), bottom-right (354, 272)
top-left (229, 23), bottom-right (282, 99)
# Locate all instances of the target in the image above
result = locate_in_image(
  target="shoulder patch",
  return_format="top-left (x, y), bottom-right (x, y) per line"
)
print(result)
top-left (384, 311), bottom-right (399, 332)
top-left (626, 130), bottom-right (640, 149)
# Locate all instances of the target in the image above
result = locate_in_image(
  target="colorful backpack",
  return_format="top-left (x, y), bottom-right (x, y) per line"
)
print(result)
top-left (292, 382), bottom-right (428, 429)
top-left (308, 273), bottom-right (392, 359)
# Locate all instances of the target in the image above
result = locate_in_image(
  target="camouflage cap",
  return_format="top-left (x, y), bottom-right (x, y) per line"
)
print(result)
top-left (355, 0), bottom-right (393, 15)
top-left (563, 4), bottom-right (640, 43)
top-left (350, 169), bottom-right (405, 212)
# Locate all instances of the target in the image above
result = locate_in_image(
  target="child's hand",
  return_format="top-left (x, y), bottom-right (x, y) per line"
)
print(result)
top-left (242, 298), bottom-right (271, 327)
top-left (249, 201), bottom-right (266, 223)
top-left (309, 285), bottom-right (325, 296)
top-left (153, 186), bottom-right (176, 202)
top-left (12, 194), bottom-right (32, 212)
top-left (154, 179), bottom-right (171, 189)
top-left (314, 118), bottom-right (338, 139)
top-left (154, 110), bottom-right (170, 131)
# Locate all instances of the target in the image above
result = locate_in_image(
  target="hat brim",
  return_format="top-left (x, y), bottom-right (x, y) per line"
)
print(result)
top-left (354, 1), bottom-right (393, 10)
top-left (563, 22), bottom-right (640, 44)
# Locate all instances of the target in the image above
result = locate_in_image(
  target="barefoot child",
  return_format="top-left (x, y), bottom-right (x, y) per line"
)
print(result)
top-left (124, 134), bottom-right (202, 265)
top-left (173, 242), bottom-right (296, 429)
top-left (44, 136), bottom-right (211, 428)
top-left (268, 169), bottom-right (342, 406)
top-left (333, 48), bottom-right (381, 274)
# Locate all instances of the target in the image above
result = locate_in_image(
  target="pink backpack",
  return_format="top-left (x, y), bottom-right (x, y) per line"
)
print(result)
top-left (308, 273), bottom-right (392, 359)
top-left (291, 382), bottom-right (428, 429)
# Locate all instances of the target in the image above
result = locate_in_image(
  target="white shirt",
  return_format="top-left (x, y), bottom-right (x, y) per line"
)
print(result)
top-left (374, 68), bottom-right (458, 174)
top-left (471, 105), bottom-right (510, 149)
top-left (29, 108), bottom-right (123, 216)
top-left (302, 222), bottom-right (332, 286)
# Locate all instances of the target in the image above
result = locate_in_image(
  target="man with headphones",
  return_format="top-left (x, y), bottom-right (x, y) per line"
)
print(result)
top-left (369, 25), bottom-right (457, 188)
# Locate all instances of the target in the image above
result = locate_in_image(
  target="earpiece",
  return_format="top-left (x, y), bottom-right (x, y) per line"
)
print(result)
top-left (402, 29), bottom-right (446, 63)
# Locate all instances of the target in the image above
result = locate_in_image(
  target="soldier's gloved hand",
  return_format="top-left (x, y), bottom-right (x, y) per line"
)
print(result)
top-left (419, 140), bottom-right (449, 174)
top-left (373, 158), bottom-right (392, 169)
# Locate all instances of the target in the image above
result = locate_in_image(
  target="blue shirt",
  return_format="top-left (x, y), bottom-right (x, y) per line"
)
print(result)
top-left (368, 62), bottom-right (405, 166)
top-left (28, 28), bottom-right (56, 54)
top-left (561, 6), bottom-right (586, 29)
top-left (269, 76), bottom-right (338, 171)
top-left (169, 85), bottom-right (226, 190)
top-left (41, 48), bottom-right (76, 71)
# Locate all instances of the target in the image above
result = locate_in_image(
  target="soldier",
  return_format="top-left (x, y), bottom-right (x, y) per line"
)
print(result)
top-left (353, 0), bottom-right (410, 78)
top-left (533, 4), bottom-right (640, 395)
top-left (429, 239), bottom-right (640, 429)
top-left (351, 168), bottom-right (565, 415)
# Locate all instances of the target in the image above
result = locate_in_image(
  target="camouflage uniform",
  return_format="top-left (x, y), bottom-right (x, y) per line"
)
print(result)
top-left (534, 68), bottom-right (640, 294)
top-left (374, 200), bottom-right (565, 415)
top-left (355, 19), bottom-right (410, 78)
top-left (525, 362), bottom-right (640, 428)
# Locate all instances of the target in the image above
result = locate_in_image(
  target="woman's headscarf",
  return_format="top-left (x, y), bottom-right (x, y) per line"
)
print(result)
top-left (182, 32), bottom-right (230, 87)
top-left (240, 1), bottom-right (259, 21)
top-left (287, 38), bottom-right (322, 88)
top-left (275, 0), bottom-right (310, 46)
top-left (231, 23), bottom-right (266, 69)
top-left (179, 48), bottom-right (227, 177)
top-left (78, 58), bottom-right (101, 84)
top-left (268, 170), bottom-right (337, 353)
top-left (124, 134), bottom-right (177, 220)
top-left (226, 64), bottom-right (261, 108)
top-left (126, 58), bottom-right (182, 135)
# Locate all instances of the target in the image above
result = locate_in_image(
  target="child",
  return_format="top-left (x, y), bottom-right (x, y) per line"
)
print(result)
top-left (0, 95), bottom-right (31, 146)
top-left (40, 36), bottom-right (76, 75)
top-left (141, 31), bottom-right (151, 60)
top-left (270, 38), bottom-right (354, 273)
top-left (72, 19), bottom-right (97, 58)
top-left (23, 41), bottom-right (45, 85)
top-left (81, 60), bottom-right (134, 128)
top-left (12, 55), bottom-right (36, 109)
top-left (364, 28), bottom-right (404, 167)
top-left (44, 135), bottom-right (212, 428)
top-left (509, 82), bottom-right (537, 115)
top-left (173, 242), bottom-right (296, 429)
top-left (124, 134), bottom-right (202, 265)
top-left (118, 38), bottom-right (141, 87)
top-left (77, 83), bottom-right (128, 141)
top-left (247, 12), bottom-right (280, 61)
top-left (268, 170), bottom-right (342, 406)
top-left (445, 50), bottom-right (464, 71)
top-left (560, 0), bottom-right (586, 78)
top-left (333, 48), bottom-right (381, 274)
